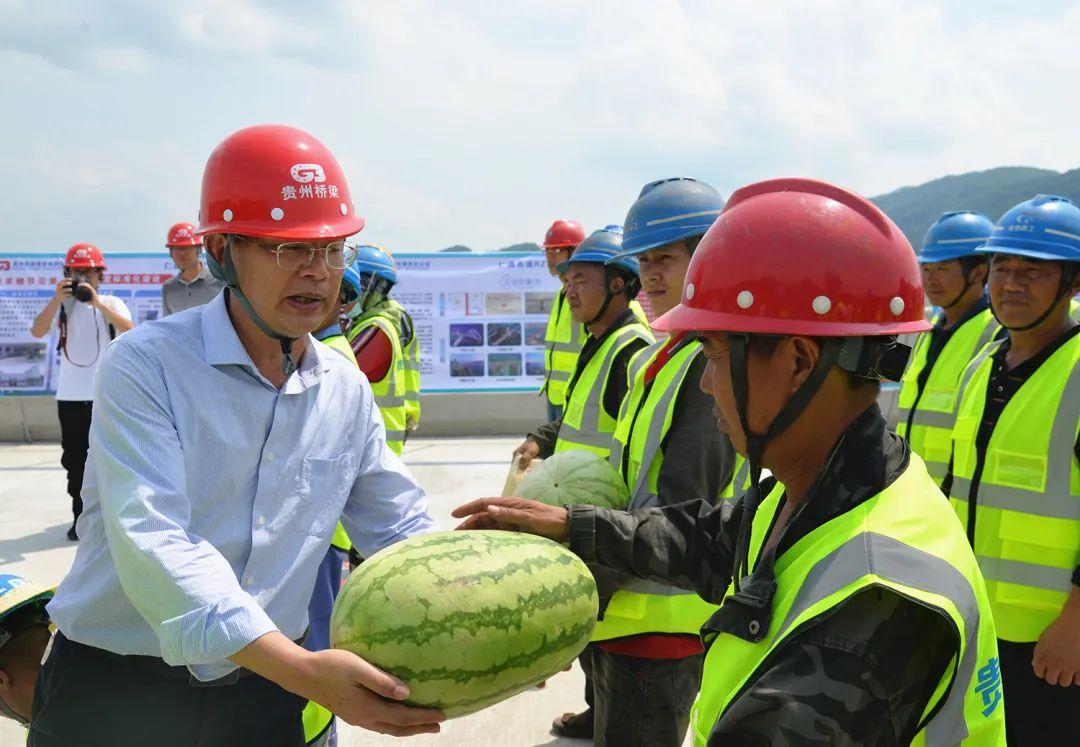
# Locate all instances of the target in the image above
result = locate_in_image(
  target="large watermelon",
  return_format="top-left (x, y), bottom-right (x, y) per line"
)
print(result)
top-left (516, 450), bottom-right (630, 509)
top-left (329, 530), bottom-right (598, 717)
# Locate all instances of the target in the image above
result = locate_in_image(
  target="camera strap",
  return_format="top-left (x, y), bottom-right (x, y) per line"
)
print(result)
top-left (56, 301), bottom-right (108, 368)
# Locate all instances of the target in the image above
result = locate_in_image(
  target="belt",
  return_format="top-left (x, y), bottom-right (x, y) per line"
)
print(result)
top-left (55, 631), bottom-right (306, 688)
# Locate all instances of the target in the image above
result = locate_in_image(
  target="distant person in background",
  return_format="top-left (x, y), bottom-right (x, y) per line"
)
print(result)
top-left (161, 221), bottom-right (224, 316)
top-left (540, 219), bottom-right (586, 423)
top-left (0, 574), bottom-right (52, 729)
top-left (29, 244), bottom-right (133, 541)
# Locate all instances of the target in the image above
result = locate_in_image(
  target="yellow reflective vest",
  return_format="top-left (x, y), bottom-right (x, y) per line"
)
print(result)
top-left (346, 308), bottom-right (408, 454)
top-left (542, 292), bottom-right (649, 409)
top-left (949, 332), bottom-right (1080, 642)
top-left (554, 319), bottom-right (652, 458)
top-left (541, 288), bottom-right (580, 409)
top-left (595, 338), bottom-right (719, 641)
top-left (385, 300), bottom-right (422, 434)
top-left (692, 457), bottom-right (1005, 745)
top-left (897, 308), bottom-right (998, 482)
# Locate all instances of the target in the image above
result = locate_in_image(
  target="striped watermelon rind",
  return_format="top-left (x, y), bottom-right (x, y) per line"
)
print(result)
top-left (329, 530), bottom-right (599, 717)
top-left (517, 450), bottom-right (630, 510)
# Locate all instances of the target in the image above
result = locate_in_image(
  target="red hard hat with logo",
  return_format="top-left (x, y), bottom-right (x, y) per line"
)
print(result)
top-left (166, 222), bottom-right (201, 248)
top-left (543, 219), bottom-right (586, 249)
top-left (64, 243), bottom-right (106, 270)
top-left (196, 124), bottom-right (365, 241)
top-left (654, 178), bottom-right (929, 337)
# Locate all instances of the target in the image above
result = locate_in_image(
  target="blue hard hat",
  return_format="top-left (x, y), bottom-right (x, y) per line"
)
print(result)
top-left (918, 211), bottom-right (995, 263)
top-left (557, 225), bottom-right (639, 277)
top-left (340, 264), bottom-right (363, 302)
top-left (614, 177), bottom-right (725, 259)
top-left (977, 195), bottom-right (1080, 262)
top-left (353, 244), bottom-right (398, 284)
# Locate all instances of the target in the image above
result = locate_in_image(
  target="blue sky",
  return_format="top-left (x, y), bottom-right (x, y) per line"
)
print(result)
top-left (3, 1), bottom-right (1079, 254)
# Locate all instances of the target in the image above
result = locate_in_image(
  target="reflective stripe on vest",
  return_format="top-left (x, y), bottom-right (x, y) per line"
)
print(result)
top-left (897, 309), bottom-right (998, 481)
top-left (541, 290), bottom-right (583, 407)
top-left (610, 339), bottom-right (701, 507)
top-left (595, 338), bottom-right (717, 641)
top-left (949, 333), bottom-right (1080, 642)
top-left (387, 300), bottom-right (422, 432)
top-left (347, 313), bottom-right (408, 455)
top-left (691, 458), bottom-right (1005, 745)
top-left (554, 322), bottom-right (653, 458)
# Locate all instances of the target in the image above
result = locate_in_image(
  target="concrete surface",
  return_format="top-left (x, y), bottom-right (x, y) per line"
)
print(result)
top-left (1, 438), bottom-right (686, 747)
top-left (0, 392), bottom-right (550, 442)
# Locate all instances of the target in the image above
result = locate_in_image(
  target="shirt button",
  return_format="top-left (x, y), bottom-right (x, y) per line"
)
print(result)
top-left (266, 453), bottom-right (275, 463)
top-left (257, 515), bottom-right (266, 527)
top-left (243, 576), bottom-right (254, 587)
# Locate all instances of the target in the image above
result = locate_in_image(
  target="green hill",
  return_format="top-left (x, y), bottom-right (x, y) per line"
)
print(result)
top-left (872, 166), bottom-right (1080, 247)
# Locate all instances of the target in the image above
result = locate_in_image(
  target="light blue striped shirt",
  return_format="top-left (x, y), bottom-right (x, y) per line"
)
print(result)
top-left (48, 292), bottom-right (436, 681)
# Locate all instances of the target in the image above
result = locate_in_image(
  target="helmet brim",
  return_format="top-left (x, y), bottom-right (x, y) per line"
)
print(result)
top-left (653, 303), bottom-right (931, 336)
top-left (974, 244), bottom-right (1080, 262)
top-left (197, 215), bottom-right (365, 241)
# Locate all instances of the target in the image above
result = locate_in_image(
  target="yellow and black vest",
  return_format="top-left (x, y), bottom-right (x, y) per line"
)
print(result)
top-left (897, 308), bottom-right (997, 482)
top-left (949, 333), bottom-right (1080, 642)
top-left (596, 338), bottom-right (718, 640)
top-left (692, 457), bottom-right (1005, 745)
top-left (554, 320), bottom-right (652, 458)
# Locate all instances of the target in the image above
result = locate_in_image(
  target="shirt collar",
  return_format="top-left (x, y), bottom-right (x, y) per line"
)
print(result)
top-left (201, 291), bottom-right (329, 391)
top-left (313, 322), bottom-right (343, 342)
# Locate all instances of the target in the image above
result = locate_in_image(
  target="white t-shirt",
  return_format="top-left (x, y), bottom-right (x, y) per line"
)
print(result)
top-left (53, 295), bottom-right (132, 401)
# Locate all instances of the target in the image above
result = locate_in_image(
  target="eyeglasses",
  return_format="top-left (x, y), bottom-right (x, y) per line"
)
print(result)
top-left (236, 237), bottom-right (358, 271)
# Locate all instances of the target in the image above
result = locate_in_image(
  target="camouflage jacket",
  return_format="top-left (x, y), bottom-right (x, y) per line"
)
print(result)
top-left (568, 406), bottom-right (957, 746)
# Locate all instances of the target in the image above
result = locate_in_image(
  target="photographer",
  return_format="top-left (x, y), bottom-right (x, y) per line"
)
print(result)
top-left (30, 244), bottom-right (133, 541)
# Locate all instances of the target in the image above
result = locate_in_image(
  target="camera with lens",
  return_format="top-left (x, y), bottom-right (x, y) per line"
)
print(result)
top-left (65, 269), bottom-right (94, 303)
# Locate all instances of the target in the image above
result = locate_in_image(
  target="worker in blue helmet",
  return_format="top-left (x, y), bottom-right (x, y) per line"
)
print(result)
top-left (515, 226), bottom-right (653, 464)
top-left (545, 179), bottom-right (739, 745)
top-left (944, 195), bottom-right (1080, 745)
top-left (896, 211), bottom-right (996, 484)
top-left (344, 244), bottom-right (421, 454)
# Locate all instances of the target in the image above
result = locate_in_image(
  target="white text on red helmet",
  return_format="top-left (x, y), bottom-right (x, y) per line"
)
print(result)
top-left (290, 163), bottom-right (326, 184)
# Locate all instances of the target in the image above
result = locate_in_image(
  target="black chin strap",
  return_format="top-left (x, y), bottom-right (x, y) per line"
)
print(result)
top-left (727, 333), bottom-right (842, 592)
top-left (212, 237), bottom-right (299, 377)
top-left (941, 268), bottom-right (978, 312)
top-left (584, 269), bottom-right (628, 326)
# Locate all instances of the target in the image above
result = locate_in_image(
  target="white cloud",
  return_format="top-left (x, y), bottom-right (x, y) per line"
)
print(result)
top-left (2, 1), bottom-right (1080, 253)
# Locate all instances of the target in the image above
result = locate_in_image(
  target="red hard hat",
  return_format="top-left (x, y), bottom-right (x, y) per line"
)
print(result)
top-left (654, 178), bottom-right (930, 337)
top-left (166, 222), bottom-right (201, 248)
top-left (196, 124), bottom-right (365, 241)
top-left (543, 219), bottom-right (586, 249)
top-left (64, 243), bottom-right (105, 269)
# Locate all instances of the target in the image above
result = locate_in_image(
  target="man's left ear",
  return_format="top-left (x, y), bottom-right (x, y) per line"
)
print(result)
top-left (204, 234), bottom-right (226, 264)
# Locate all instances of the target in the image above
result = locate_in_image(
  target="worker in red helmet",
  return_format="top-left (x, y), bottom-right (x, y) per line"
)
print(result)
top-left (30, 243), bottom-right (134, 541)
top-left (161, 221), bottom-right (224, 316)
top-left (457, 179), bottom-right (1006, 745)
top-left (35, 126), bottom-right (442, 746)
top-left (540, 219), bottom-right (587, 422)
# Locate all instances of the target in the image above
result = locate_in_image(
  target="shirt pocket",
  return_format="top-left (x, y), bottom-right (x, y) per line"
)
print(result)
top-left (294, 453), bottom-right (359, 538)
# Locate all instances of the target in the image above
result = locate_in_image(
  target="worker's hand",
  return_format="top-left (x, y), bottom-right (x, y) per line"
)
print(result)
top-left (512, 439), bottom-right (541, 470)
top-left (302, 648), bottom-right (446, 736)
top-left (1033, 594), bottom-right (1080, 686)
top-left (452, 497), bottom-right (569, 541)
top-left (53, 278), bottom-right (73, 300)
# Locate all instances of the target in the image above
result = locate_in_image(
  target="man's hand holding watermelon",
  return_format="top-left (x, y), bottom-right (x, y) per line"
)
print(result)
top-left (453, 497), bottom-right (569, 541)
